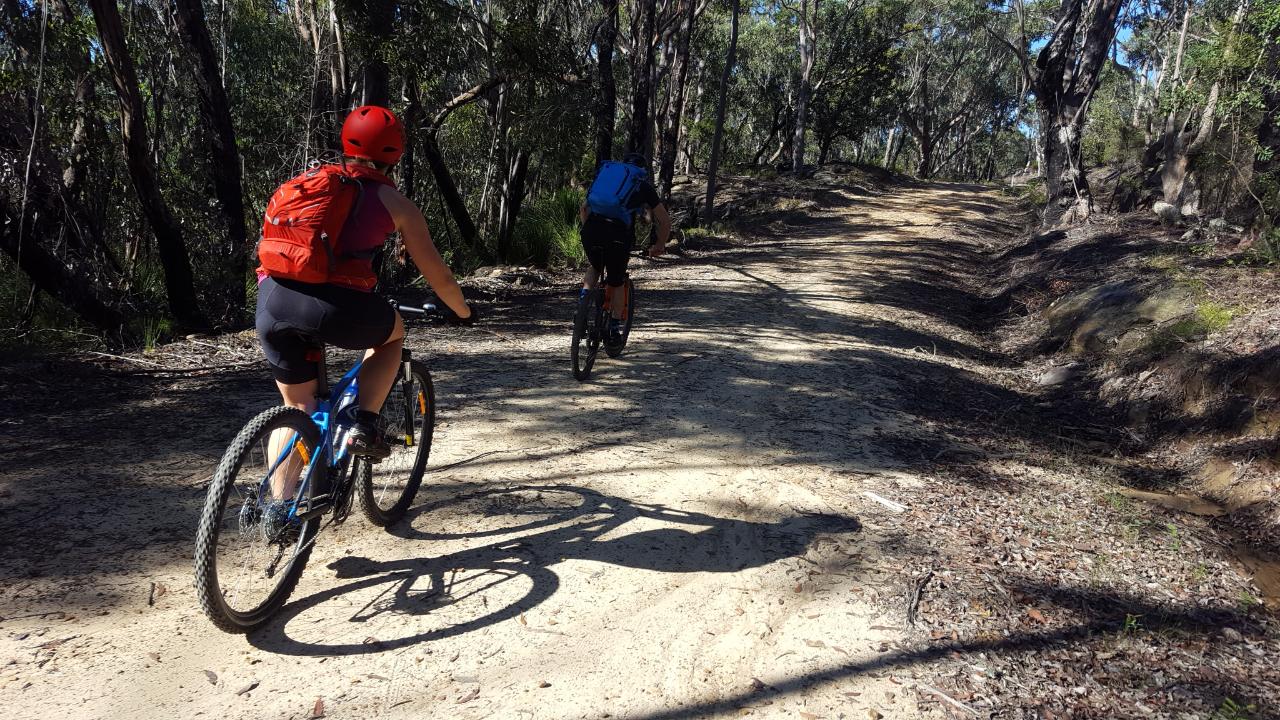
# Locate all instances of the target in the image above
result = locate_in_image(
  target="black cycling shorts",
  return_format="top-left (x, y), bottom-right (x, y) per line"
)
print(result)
top-left (255, 276), bottom-right (396, 384)
top-left (581, 214), bottom-right (632, 287)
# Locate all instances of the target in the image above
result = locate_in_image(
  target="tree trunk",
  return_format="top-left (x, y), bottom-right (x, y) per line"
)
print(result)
top-left (330, 2), bottom-right (350, 115)
top-left (595, 0), bottom-right (619, 166)
top-left (497, 148), bottom-right (530, 262)
top-left (627, 0), bottom-right (657, 155)
top-left (792, 0), bottom-right (817, 174)
top-left (1154, 0), bottom-right (1244, 215)
top-left (916, 136), bottom-right (934, 178)
top-left (173, 0), bottom-right (248, 323)
top-left (1032, 0), bottom-right (1124, 226)
top-left (354, 0), bottom-right (394, 107)
top-left (1253, 40), bottom-right (1280, 226)
top-left (704, 0), bottom-right (739, 223)
top-left (657, 0), bottom-right (696, 197)
top-left (421, 134), bottom-right (479, 248)
top-left (88, 0), bottom-right (208, 330)
top-left (402, 76), bottom-right (420, 201)
top-left (882, 125), bottom-right (896, 168)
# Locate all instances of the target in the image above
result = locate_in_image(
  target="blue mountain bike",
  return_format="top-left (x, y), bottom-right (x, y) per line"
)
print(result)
top-left (194, 303), bottom-right (438, 633)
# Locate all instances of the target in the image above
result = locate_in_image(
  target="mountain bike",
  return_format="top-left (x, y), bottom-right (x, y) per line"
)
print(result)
top-left (194, 302), bottom-right (439, 633)
top-left (571, 275), bottom-right (635, 381)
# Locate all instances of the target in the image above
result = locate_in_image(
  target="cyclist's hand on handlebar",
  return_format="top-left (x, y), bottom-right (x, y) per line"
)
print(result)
top-left (442, 303), bottom-right (478, 326)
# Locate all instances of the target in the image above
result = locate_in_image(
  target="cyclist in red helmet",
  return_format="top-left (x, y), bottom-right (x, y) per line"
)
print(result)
top-left (256, 105), bottom-right (473, 460)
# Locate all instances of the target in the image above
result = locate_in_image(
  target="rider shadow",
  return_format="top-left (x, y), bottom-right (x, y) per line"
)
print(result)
top-left (249, 485), bottom-right (860, 656)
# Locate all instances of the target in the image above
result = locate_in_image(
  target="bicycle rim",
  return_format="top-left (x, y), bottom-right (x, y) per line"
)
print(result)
top-left (195, 406), bottom-right (321, 632)
top-left (357, 361), bottom-right (434, 526)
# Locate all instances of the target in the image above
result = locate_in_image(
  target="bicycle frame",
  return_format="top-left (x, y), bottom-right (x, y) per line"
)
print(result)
top-left (259, 352), bottom-right (365, 522)
top-left (254, 299), bottom-right (435, 523)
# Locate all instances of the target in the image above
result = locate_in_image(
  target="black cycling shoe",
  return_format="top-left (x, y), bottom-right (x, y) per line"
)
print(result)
top-left (347, 421), bottom-right (391, 461)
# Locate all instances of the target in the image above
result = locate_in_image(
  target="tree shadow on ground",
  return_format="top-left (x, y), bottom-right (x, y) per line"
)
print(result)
top-left (613, 576), bottom-right (1264, 720)
top-left (248, 484), bottom-right (860, 656)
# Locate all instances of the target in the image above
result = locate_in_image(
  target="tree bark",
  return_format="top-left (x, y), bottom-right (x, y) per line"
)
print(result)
top-left (1153, 0), bottom-right (1245, 215)
top-left (882, 125), bottom-right (896, 168)
top-left (353, 0), bottom-right (394, 107)
top-left (421, 134), bottom-right (479, 248)
top-left (657, 0), bottom-right (696, 197)
top-left (791, 0), bottom-right (818, 173)
top-left (1031, 0), bottom-right (1125, 226)
top-left (496, 148), bottom-right (530, 261)
top-left (595, 0), bottom-right (619, 166)
top-left (88, 0), bottom-right (208, 330)
top-left (173, 0), bottom-right (248, 323)
top-left (627, 0), bottom-right (657, 155)
top-left (704, 0), bottom-right (739, 223)
top-left (1253, 39), bottom-right (1280, 226)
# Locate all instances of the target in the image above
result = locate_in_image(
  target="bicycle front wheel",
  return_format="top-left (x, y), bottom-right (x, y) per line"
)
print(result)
top-left (572, 290), bottom-right (602, 381)
top-left (356, 360), bottom-right (435, 526)
top-left (194, 405), bottom-right (322, 633)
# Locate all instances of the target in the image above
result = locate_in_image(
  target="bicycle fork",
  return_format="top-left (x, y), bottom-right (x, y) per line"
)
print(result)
top-left (401, 349), bottom-right (415, 449)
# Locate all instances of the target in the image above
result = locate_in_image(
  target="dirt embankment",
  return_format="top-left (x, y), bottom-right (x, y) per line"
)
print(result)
top-left (0, 169), bottom-right (1276, 720)
top-left (983, 204), bottom-right (1280, 562)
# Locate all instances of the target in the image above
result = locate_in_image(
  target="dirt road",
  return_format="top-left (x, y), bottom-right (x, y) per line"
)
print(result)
top-left (2, 180), bottom-right (1272, 719)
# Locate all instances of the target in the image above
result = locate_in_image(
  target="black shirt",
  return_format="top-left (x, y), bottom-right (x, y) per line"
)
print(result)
top-left (626, 180), bottom-right (661, 214)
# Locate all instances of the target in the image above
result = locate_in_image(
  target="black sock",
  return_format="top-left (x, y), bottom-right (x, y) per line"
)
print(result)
top-left (356, 410), bottom-right (381, 427)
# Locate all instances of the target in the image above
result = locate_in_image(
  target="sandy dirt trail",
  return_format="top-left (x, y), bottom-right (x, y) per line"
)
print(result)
top-left (0, 182), bottom-right (1011, 719)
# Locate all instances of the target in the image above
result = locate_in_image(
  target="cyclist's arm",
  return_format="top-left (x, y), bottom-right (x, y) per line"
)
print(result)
top-left (579, 201), bottom-right (589, 224)
top-left (379, 185), bottom-right (471, 319)
top-left (649, 202), bottom-right (672, 256)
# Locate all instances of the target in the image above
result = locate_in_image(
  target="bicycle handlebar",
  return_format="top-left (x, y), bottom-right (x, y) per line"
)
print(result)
top-left (395, 302), bottom-right (439, 317)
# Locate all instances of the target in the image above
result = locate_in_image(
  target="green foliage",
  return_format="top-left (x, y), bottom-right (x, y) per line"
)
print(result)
top-left (1245, 228), bottom-right (1280, 265)
top-left (1004, 180), bottom-right (1048, 207)
top-left (1149, 301), bottom-right (1235, 353)
top-left (1213, 697), bottom-right (1258, 720)
top-left (510, 189), bottom-right (586, 269)
top-left (1120, 613), bottom-right (1143, 635)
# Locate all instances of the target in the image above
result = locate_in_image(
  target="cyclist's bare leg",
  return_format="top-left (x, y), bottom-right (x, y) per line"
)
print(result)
top-left (268, 380), bottom-right (318, 500)
top-left (608, 280), bottom-right (628, 321)
top-left (356, 311), bottom-right (406, 414)
top-left (582, 265), bottom-right (600, 290)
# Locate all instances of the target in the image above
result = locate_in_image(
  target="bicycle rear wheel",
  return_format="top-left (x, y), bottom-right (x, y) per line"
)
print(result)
top-left (356, 360), bottom-right (435, 526)
top-left (194, 405), bottom-right (322, 633)
top-left (605, 278), bottom-right (636, 358)
top-left (571, 289), bottom-right (603, 381)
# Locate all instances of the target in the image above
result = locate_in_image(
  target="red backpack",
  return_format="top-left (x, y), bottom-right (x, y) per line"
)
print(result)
top-left (257, 163), bottom-right (392, 290)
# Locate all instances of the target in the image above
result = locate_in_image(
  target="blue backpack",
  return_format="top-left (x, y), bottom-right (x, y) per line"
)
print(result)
top-left (586, 161), bottom-right (646, 224)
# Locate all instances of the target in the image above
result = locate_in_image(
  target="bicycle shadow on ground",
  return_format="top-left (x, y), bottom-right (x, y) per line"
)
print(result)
top-left (247, 484), bottom-right (860, 656)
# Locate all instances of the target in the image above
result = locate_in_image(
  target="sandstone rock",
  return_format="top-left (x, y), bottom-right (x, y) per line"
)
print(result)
top-left (1036, 364), bottom-right (1080, 387)
top-left (1153, 201), bottom-right (1181, 225)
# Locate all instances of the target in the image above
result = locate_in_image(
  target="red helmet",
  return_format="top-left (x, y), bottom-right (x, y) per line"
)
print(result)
top-left (341, 105), bottom-right (405, 165)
